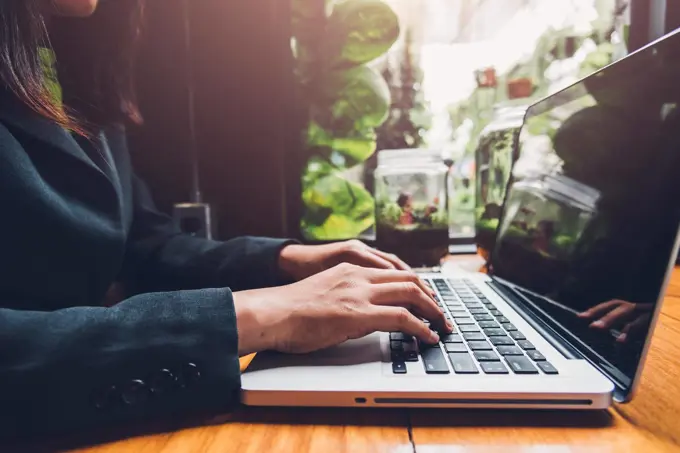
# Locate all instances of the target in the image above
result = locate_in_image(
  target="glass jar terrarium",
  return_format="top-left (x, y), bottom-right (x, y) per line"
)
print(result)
top-left (492, 173), bottom-right (600, 292)
top-left (374, 149), bottom-right (449, 267)
top-left (474, 104), bottom-right (528, 260)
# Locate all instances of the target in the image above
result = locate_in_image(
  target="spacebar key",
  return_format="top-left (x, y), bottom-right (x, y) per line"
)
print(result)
top-left (421, 346), bottom-right (450, 374)
top-left (448, 353), bottom-right (479, 374)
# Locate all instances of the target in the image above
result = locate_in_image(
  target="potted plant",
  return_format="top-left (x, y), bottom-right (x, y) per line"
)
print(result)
top-left (292, 0), bottom-right (400, 240)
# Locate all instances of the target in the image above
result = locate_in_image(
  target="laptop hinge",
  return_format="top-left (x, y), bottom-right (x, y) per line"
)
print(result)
top-left (487, 280), bottom-right (583, 360)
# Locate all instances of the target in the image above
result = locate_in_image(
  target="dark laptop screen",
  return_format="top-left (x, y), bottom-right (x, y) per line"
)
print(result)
top-left (489, 30), bottom-right (680, 394)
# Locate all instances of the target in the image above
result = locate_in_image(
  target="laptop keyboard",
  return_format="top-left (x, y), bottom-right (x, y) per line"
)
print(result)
top-left (390, 278), bottom-right (559, 376)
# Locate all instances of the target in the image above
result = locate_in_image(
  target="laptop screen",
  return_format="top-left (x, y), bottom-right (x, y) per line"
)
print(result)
top-left (489, 30), bottom-right (680, 396)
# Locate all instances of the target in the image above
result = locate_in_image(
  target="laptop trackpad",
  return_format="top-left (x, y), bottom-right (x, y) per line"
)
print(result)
top-left (246, 333), bottom-right (384, 372)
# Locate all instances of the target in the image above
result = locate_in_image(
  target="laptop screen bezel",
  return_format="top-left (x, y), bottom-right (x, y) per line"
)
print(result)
top-left (486, 28), bottom-right (680, 403)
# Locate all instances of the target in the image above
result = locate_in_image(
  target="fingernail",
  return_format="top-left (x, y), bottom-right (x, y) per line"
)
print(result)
top-left (617, 333), bottom-right (627, 342)
top-left (591, 321), bottom-right (604, 328)
top-left (429, 331), bottom-right (440, 343)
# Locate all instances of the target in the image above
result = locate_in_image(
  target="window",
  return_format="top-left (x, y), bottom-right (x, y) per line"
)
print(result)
top-left (290, 0), bottom-right (626, 244)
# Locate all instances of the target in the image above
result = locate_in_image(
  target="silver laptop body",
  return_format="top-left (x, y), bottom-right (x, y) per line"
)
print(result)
top-left (242, 28), bottom-right (680, 410)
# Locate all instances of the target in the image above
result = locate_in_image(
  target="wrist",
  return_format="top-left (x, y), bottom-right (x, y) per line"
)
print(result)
top-left (278, 244), bottom-right (306, 281)
top-left (233, 288), bottom-right (289, 355)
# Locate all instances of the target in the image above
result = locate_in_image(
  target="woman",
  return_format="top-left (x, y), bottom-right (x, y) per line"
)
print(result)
top-left (0, 0), bottom-right (450, 442)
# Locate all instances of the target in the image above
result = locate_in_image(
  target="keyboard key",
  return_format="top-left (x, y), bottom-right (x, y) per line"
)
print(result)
top-left (405, 351), bottom-right (419, 362)
top-left (505, 356), bottom-right (539, 374)
top-left (449, 309), bottom-right (467, 316)
top-left (490, 337), bottom-right (515, 346)
top-left (445, 343), bottom-right (468, 353)
top-left (390, 332), bottom-right (407, 341)
top-left (392, 361), bottom-right (407, 374)
top-left (509, 331), bottom-right (526, 341)
top-left (483, 328), bottom-right (506, 337)
top-left (468, 308), bottom-right (487, 315)
top-left (497, 346), bottom-right (524, 356)
top-left (483, 303), bottom-right (496, 309)
top-left (463, 332), bottom-right (485, 341)
top-left (459, 325), bottom-right (480, 332)
top-left (478, 321), bottom-right (500, 329)
top-left (441, 334), bottom-right (463, 343)
top-left (481, 362), bottom-right (509, 374)
top-left (391, 341), bottom-right (404, 351)
top-left (502, 323), bottom-right (517, 331)
top-left (537, 361), bottom-right (559, 374)
top-left (517, 340), bottom-right (535, 350)
top-left (442, 296), bottom-right (458, 302)
top-left (474, 351), bottom-right (500, 362)
top-left (421, 346), bottom-right (450, 374)
top-left (448, 353), bottom-right (479, 374)
top-left (467, 341), bottom-right (492, 351)
top-left (473, 314), bottom-right (494, 322)
top-left (455, 318), bottom-right (476, 325)
top-left (527, 350), bottom-right (546, 361)
top-left (464, 303), bottom-right (484, 309)
top-left (496, 316), bottom-right (511, 324)
top-left (490, 310), bottom-right (503, 316)
top-left (391, 351), bottom-right (405, 362)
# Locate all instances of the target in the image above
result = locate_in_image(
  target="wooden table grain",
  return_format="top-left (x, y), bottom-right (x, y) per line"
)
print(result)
top-left (70, 268), bottom-right (680, 453)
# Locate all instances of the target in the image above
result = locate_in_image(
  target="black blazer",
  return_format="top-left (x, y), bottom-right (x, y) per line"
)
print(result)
top-left (0, 92), bottom-right (292, 441)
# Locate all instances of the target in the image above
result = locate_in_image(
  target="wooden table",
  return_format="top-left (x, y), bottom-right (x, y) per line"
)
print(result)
top-left (70, 267), bottom-right (680, 453)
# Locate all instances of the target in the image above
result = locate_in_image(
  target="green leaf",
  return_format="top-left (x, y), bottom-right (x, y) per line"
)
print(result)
top-left (305, 122), bottom-right (377, 164)
top-left (322, 65), bottom-right (391, 129)
top-left (303, 212), bottom-right (374, 240)
top-left (302, 156), bottom-right (335, 188)
top-left (301, 173), bottom-right (375, 239)
top-left (326, 0), bottom-right (400, 66)
top-left (306, 121), bottom-right (334, 148)
top-left (332, 128), bottom-right (377, 162)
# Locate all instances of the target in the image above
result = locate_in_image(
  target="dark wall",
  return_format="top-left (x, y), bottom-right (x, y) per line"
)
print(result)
top-left (128, 0), bottom-right (193, 214)
top-left (129, 0), bottom-right (300, 240)
top-left (668, 0), bottom-right (680, 32)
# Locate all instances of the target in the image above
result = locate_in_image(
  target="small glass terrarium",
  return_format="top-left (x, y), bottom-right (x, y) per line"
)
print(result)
top-left (474, 104), bottom-right (528, 259)
top-left (374, 149), bottom-right (449, 267)
top-left (492, 174), bottom-right (601, 291)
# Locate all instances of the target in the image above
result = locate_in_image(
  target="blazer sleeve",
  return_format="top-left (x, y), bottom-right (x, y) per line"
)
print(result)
top-left (121, 175), bottom-right (296, 293)
top-left (0, 288), bottom-right (241, 442)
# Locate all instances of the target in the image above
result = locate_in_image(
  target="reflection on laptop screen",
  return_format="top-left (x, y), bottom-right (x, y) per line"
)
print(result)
top-left (490, 31), bottom-right (680, 390)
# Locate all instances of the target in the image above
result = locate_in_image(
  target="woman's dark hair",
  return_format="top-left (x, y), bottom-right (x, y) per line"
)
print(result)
top-left (0, 0), bottom-right (145, 135)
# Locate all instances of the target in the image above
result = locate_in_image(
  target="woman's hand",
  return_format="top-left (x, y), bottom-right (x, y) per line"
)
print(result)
top-left (234, 263), bottom-right (452, 355)
top-left (278, 240), bottom-right (410, 281)
top-left (578, 300), bottom-right (653, 342)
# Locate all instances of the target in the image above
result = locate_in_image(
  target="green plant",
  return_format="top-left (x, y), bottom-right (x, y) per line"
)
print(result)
top-left (292, 0), bottom-right (400, 240)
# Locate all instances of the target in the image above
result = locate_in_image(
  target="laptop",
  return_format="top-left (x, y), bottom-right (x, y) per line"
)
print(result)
top-left (241, 29), bottom-right (680, 410)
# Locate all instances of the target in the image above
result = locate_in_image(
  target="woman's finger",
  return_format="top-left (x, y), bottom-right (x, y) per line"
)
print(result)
top-left (579, 300), bottom-right (623, 319)
top-left (364, 268), bottom-right (435, 298)
top-left (345, 249), bottom-right (397, 270)
top-left (363, 305), bottom-right (440, 344)
top-left (590, 303), bottom-right (636, 329)
top-left (369, 282), bottom-right (452, 332)
top-left (369, 247), bottom-right (411, 271)
top-left (617, 315), bottom-right (650, 343)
